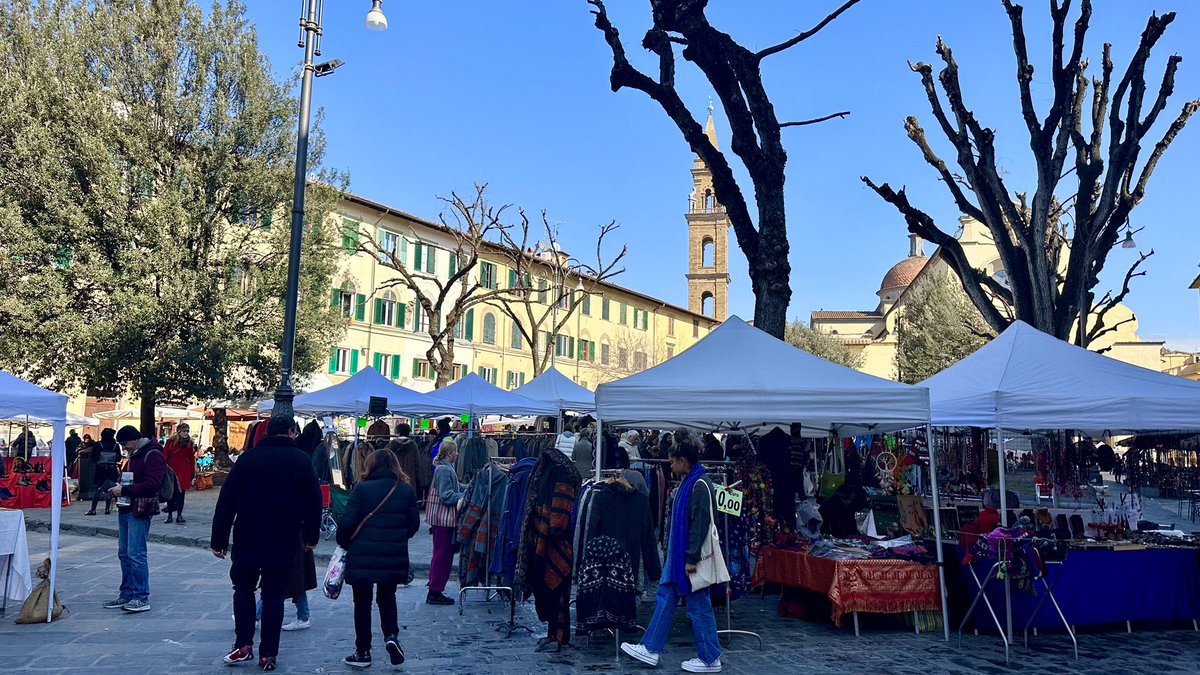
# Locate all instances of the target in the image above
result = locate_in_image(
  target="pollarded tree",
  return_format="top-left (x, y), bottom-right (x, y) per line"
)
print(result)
top-left (894, 274), bottom-right (994, 384)
top-left (864, 0), bottom-right (1196, 347)
top-left (587, 0), bottom-right (862, 339)
top-left (0, 0), bottom-right (346, 435)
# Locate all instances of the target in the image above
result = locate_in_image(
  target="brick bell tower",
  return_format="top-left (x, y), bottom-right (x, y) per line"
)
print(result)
top-left (686, 102), bottom-right (731, 321)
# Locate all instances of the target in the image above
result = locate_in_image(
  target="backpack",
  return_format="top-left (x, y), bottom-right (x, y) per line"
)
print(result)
top-left (153, 450), bottom-right (179, 504)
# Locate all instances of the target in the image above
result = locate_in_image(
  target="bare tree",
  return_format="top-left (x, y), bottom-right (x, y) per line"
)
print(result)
top-left (863, 0), bottom-right (1197, 347)
top-left (587, 0), bottom-right (861, 339)
top-left (486, 209), bottom-right (627, 376)
top-left (588, 327), bottom-right (660, 384)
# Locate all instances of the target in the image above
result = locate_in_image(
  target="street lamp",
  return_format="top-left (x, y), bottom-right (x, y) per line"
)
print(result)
top-left (1121, 228), bottom-right (1137, 249)
top-left (274, 0), bottom-right (387, 419)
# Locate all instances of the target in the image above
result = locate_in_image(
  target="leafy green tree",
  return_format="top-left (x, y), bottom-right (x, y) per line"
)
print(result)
top-left (0, 0), bottom-right (346, 436)
top-left (895, 274), bottom-right (994, 383)
top-left (784, 320), bottom-right (863, 370)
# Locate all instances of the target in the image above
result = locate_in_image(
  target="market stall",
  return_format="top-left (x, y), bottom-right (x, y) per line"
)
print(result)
top-left (596, 316), bottom-right (946, 637)
top-left (415, 373), bottom-right (558, 418)
top-left (920, 321), bottom-right (1200, 647)
top-left (513, 367), bottom-right (595, 413)
top-left (0, 371), bottom-right (68, 622)
top-left (256, 366), bottom-right (438, 417)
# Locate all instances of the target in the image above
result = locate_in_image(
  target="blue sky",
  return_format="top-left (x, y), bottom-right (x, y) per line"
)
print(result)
top-left (243, 1), bottom-right (1200, 350)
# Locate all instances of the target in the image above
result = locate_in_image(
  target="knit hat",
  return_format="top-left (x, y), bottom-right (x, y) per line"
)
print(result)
top-left (176, 422), bottom-right (190, 432)
top-left (115, 425), bottom-right (143, 443)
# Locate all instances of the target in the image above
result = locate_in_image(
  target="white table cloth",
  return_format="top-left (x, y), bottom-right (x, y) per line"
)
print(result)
top-left (0, 508), bottom-right (32, 607)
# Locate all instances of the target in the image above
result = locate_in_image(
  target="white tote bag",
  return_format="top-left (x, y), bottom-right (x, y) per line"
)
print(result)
top-left (687, 482), bottom-right (731, 592)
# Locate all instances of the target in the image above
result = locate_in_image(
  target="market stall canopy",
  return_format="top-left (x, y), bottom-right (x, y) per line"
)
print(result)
top-left (594, 316), bottom-right (930, 434)
top-left (257, 367), bottom-right (431, 416)
top-left (417, 373), bottom-right (558, 417)
top-left (1, 412), bottom-right (99, 426)
top-left (921, 320), bottom-right (1200, 432)
top-left (513, 367), bottom-right (595, 412)
top-left (94, 406), bottom-right (204, 421)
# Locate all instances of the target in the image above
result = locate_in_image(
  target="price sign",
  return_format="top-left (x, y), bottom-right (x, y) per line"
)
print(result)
top-left (714, 486), bottom-right (743, 517)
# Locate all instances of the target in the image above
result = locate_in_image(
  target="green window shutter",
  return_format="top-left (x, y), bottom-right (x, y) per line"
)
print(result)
top-left (509, 270), bottom-right (517, 288)
top-left (349, 349), bottom-right (359, 374)
top-left (582, 295), bottom-right (590, 315)
top-left (412, 358), bottom-right (420, 378)
top-left (602, 299), bottom-right (610, 320)
top-left (426, 247), bottom-right (436, 274)
top-left (477, 366), bottom-right (485, 378)
top-left (449, 253), bottom-right (457, 277)
top-left (399, 238), bottom-right (408, 265)
top-left (519, 372), bottom-right (526, 386)
top-left (414, 244), bottom-right (423, 270)
top-left (373, 352), bottom-right (382, 371)
top-left (465, 309), bottom-right (474, 342)
top-left (568, 337), bottom-right (575, 359)
top-left (397, 303), bottom-right (407, 329)
top-left (355, 294), bottom-right (366, 321)
top-left (330, 287), bottom-right (340, 308)
top-left (620, 303), bottom-right (627, 324)
top-left (390, 356), bottom-right (401, 380)
top-left (328, 347), bottom-right (338, 374)
top-left (373, 298), bottom-right (383, 325)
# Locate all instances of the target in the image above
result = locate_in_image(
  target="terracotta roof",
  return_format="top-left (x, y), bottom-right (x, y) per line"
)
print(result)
top-left (879, 256), bottom-right (928, 292)
top-left (811, 310), bottom-right (881, 320)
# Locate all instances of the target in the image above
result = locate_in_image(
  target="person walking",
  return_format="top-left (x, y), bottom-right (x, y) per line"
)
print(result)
top-left (621, 438), bottom-right (722, 673)
top-left (339, 449), bottom-right (419, 668)
top-left (572, 422), bottom-right (594, 478)
top-left (162, 423), bottom-right (197, 524)
top-left (103, 426), bottom-right (166, 614)
top-left (210, 415), bottom-right (321, 672)
top-left (65, 429), bottom-right (82, 474)
top-left (85, 428), bottom-right (122, 516)
top-left (425, 439), bottom-right (463, 606)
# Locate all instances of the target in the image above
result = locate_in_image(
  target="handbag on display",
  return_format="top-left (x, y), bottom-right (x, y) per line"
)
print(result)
top-left (423, 486), bottom-right (457, 528)
top-left (818, 437), bottom-right (846, 501)
top-left (687, 482), bottom-right (731, 592)
top-left (323, 480), bottom-right (399, 600)
top-left (194, 473), bottom-right (214, 491)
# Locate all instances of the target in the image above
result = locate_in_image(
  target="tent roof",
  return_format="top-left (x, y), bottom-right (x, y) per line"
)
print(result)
top-left (595, 316), bottom-right (929, 434)
top-left (921, 320), bottom-right (1200, 431)
top-left (1, 412), bottom-right (98, 427)
top-left (417, 373), bottom-right (558, 417)
top-left (257, 367), bottom-right (431, 416)
top-left (0, 371), bottom-right (69, 423)
top-left (513, 367), bottom-right (595, 412)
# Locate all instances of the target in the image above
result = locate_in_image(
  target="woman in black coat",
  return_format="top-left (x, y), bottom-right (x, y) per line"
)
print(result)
top-left (337, 449), bottom-right (419, 669)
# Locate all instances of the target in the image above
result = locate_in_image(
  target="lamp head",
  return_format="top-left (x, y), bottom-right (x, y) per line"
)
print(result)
top-left (313, 59), bottom-right (344, 78)
top-left (1121, 229), bottom-right (1136, 249)
top-left (365, 0), bottom-right (387, 31)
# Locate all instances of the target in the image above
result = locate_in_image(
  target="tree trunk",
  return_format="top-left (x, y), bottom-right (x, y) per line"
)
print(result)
top-left (751, 199), bottom-right (792, 339)
top-left (138, 383), bottom-right (156, 439)
top-left (212, 407), bottom-right (230, 469)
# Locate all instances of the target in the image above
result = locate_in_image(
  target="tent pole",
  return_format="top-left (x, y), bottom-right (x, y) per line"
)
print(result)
top-left (925, 424), bottom-right (950, 641)
top-left (47, 413), bottom-right (65, 622)
top-left (995, 425), bottom-right (1012, 644)
top-left (594, 416), bottom-right (602, 482)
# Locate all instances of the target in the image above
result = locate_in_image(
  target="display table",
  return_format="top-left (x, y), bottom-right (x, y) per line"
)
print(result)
top-left (0, 508), bottom-right (32, 616)
top-left (751, 547), bottom-right (941, 628)
top-left (0, 458), bottom-right (57, 509)
top-left (961, 548), bottom-right (1200, 630)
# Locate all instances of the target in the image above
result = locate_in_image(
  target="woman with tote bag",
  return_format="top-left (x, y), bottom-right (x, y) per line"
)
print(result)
top-left (336, 450), bottom-right (419, 668)
top-left (621, 436), bottom-right (726, 674)
top-left (425, 439), bottom-right (464, 606)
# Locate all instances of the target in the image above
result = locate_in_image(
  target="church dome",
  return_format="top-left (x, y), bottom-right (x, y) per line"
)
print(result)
top-left (878, 256), bottom-right (927, 295)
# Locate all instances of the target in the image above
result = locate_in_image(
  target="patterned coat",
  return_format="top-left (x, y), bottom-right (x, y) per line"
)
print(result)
top-left (514, 448), bottom-right (581, 598)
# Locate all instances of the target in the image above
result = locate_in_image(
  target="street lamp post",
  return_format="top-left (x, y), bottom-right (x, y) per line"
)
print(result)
top-left (274, 0), bottom-right (387, 418)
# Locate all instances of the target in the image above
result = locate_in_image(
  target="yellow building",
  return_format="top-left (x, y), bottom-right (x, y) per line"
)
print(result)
top-left (812, 217), bottom-right (1165, 379)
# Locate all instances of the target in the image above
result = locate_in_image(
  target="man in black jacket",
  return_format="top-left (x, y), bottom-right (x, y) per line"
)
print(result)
top-left (211, 415), bottom-right (322, 671)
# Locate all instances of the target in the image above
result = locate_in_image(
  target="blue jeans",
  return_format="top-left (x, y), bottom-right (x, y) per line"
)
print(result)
top-left (641, 582), bottom-right (721, 666)
top-left (117, 512), bottom-right (151, 601)
top-left (256, 592), bottom-right (310, 622)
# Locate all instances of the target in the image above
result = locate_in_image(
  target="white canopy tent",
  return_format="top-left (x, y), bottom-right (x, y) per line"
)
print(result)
top-left (2, 411), bottom-right (99, 427)
top-left (595, 317), bottom-right (948, 638)
top-left (513, 367), bottom-right (595, 412)
top-left (922, 320), bottom-right (1200, 432)
top-left (416, 373), bottom-right (558, 418)
top-left (0, 371), bottom-right (67, 622)
top-left (256, 367), bottom-right (434, 417)
top-left (95, 406), bottom-right (203, 421)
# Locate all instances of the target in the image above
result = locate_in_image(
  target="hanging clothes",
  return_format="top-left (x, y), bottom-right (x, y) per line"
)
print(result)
top-left (457, 436), bottom-right (489, 481)
top-left (514, 447), bottom-right (582, 645)
top-left (456, 462), bottom-right (508, 587)
top-left (386, 436), bottom-right (432, 500)
top-left (488, 457), bottom-right (538, 585)
top-left (583, 480), bottom-right (660, 586)
top-left (575, 535), bottom-right (638, 634)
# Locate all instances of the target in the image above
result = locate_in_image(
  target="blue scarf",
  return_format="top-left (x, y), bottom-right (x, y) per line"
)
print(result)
top-left (666, 464), bottom-right (706, 594)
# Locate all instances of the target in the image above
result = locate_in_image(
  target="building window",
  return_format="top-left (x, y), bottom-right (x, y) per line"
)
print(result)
top-left (704, 189), bottom-right (714, 213)
top-left (557, 289), bottom-right (570, 310)
top-left (668, 316), bottom-right (675, 337)
top-left (701, 292), bottom-right (714, 318)
top-left (702, 237), bottom-right (714, 268)
top-left (374, 292), bottom-right (398, 326)
top-left (581, 294), bottom-right (591, 316)
top-left (600, 342), bottom-right (610, 365)
top-left (373, 352), bottom-right (399, 379)
top-left (618, 347), bottom-right (628, 369)
top-left (537, 278), bottom-right (548, 304)
top-left (511, 325), bottom-right (523, 350)
top-left (329, 347), bottom-right (355, 374)
top-left (412, 358), bottom-right (433, 380)
top-left (451, 363), bottom-right (467, 380)
top-left (579, 339), bottom-right (595, 362)
top-left (633, 351), bottom-right (647, 370)
top-left (477, 366), bottom-right (498, 385)
top-left (483, 313), bottom-right (497, 345)
top-left (666, 344), bottom-right (675, 359)
top-left (693, 319), bottom-right (700, 338)
top-left (505, 370), bottom-right (526, 390)
top-left (601, 298), bottom-right (611, 321)
top-left (378, 230), bottom-right (400, 264)
top-left (480, 261), bottom-right (498, 289)
top-left (555, 334), bottom-right (575, 358)
top-left (340, 218), bottom-right (360, 253)
top-left (620, 303), bottom-right (628, 325)
top-left (413, 243), bottom-right (437, 275)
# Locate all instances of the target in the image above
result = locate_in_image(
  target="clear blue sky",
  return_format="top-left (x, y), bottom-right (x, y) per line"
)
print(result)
top-left (242, 1), bottom-right (1200, 350)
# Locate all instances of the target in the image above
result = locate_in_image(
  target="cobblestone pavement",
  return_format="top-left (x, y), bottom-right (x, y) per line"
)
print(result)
top-left (3, 532), bottom-right (1198, 674)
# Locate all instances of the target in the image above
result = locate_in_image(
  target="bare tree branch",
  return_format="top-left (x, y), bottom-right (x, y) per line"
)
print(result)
top-left (755, 0), bottom-right (863, 60)
top-left (780, 111), bottom-right (851, 127)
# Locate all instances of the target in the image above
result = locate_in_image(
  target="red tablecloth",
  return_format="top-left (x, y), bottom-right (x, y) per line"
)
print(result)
top-left (0, 458), bottom-right (57, 509)
top-left (751, 547), bottom-right (941, 627)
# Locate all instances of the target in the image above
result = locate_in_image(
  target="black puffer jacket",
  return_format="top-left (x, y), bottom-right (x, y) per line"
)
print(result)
top-left (337, 468), bottom-right (419, 585)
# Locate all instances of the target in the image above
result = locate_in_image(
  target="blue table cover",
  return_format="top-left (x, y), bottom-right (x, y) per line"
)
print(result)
top-left (962, 548), bottom-right (1200, 630)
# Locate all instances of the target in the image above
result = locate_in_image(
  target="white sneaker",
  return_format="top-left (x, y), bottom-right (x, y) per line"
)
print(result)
top-left (681, 658), bottom-right (722, 673)
top-left (621, 642), bottom-right (660, 667)
top-left (282, 619), bottom-right (310, 631)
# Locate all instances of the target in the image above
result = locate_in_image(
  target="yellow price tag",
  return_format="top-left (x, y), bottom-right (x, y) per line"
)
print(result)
top-left (714, 486), bottom-right (743, 517)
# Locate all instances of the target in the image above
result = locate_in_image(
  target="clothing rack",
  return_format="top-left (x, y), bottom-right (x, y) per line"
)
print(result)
top-left (706, 470), bottom-right (764, 650)
top-left (458, 457), bottom-right (533, 637)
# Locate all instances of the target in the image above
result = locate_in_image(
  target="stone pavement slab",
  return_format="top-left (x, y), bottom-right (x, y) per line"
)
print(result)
top-left (3, 531), bottom-right (1198, 674)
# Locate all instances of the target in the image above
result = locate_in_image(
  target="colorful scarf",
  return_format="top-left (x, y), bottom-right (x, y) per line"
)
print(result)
top-left (666, 463), bottom-right (706, 594)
